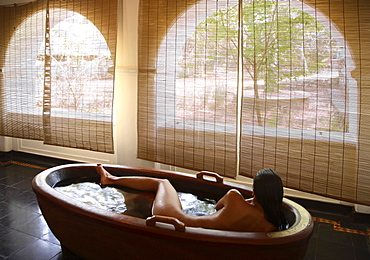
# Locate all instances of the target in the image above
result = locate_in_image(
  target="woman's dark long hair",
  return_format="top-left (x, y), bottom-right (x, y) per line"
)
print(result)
top-left (253, 169), bottom-right (288, 231)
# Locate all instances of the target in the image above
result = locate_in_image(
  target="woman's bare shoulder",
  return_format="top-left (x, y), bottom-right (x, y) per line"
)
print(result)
top-left (223, 189), bottom-right (253, 207)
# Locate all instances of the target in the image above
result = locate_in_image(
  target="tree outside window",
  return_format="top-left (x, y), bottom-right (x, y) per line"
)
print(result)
top-left (178, 0), bottom-right (348, 132)
top-left (36, 12), bottom-right (113, 116)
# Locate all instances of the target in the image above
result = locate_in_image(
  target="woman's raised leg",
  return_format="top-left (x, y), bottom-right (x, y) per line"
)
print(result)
top-left (96, 164), bottom-right (183, 216)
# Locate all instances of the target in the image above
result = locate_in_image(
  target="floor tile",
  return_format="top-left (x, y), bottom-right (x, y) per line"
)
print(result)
top-left (41, 231), bottom-right (61, 246)
top-left (0, 230), bottom-right (38, 258)
top-left (12, 177), bottom-right (35, 192)
top-left (0, 204), bottom-right (40, 229)
top-left (351, 233), bottom-right (370, 260)
top-left (7, 190), bottom-right (38, 209)
top-left (0, 186), bottom-right (21, 201)
top-left (0, 166), bottom-right (37, 186)
top-left (13, 215), bottom-right (51, 239)
top-left (0, 202), bottom-right (12, 220)
top-left (50, 252), bottom-right (64, 260)
top-left (6, 239), bottom-right (61, 260)
top-left (314, 224), bottom-right (356, 260)
top-left (24, 201), bottom-right (43, 214)
top-left (0, 223), bottom-right (12, 238)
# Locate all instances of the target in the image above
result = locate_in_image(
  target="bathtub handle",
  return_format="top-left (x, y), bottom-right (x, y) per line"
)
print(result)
top-left (196, 171), bottom-right (223, 184)
top-left (146, 215), bottom-right (186, 232)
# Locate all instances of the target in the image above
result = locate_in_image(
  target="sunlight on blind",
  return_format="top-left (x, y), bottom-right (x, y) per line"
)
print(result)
top-left (1, 1), bottom-right (45, 140)
top-left (239, 0), bottom-right (363, 205)
top-left (44, 0), bottom-right (117, 153)
top-left (138, 0), bottom-right (369, 205)
top-left (0, 0), bottom-right (117, 153)
top-left (138, 0), bottom-right (238, 177)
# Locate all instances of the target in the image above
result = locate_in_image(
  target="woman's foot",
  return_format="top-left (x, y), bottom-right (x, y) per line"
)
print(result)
top-left (96, 164), bottom-right (119, 185)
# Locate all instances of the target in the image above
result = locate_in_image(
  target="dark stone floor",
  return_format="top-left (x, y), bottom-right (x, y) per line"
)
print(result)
top-left (0, 151), bottom-right (369, 259)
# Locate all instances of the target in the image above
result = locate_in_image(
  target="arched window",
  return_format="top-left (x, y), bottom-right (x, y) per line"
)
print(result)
top-left (1, 0), bottom-right (117, 153)
top-left (36, 11), bottom-right (113, 119)
top-left (138, 0), bottom-right (368, 205)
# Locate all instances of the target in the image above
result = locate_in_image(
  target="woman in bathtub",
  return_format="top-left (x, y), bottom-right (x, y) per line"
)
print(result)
top-left (96, 164), bottom-right (288, 232)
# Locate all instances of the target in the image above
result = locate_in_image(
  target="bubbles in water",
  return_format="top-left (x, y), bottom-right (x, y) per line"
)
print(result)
top-left (55, 182), bottom-right (217, 216)
top-left (55, 182), bottom-right (127, 214)
top-left (178, 192), bottom-right (216, 216)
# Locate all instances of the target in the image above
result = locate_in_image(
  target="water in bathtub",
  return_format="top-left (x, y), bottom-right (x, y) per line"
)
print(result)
top-left (55, 182), bottom-right (217, 218)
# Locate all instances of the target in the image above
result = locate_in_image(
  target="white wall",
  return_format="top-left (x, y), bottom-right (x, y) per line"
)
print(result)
top-left (112, 0), bottom-right (154, 168)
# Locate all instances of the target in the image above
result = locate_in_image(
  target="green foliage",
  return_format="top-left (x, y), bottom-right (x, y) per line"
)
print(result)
top-left (181, 0), bottom-right (335, 93)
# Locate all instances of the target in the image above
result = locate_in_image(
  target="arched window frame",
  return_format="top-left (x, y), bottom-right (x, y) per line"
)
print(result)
top-left (0, 0), bottom-right (117, 153)
top-left (138, 0), bottom-right (369, 205)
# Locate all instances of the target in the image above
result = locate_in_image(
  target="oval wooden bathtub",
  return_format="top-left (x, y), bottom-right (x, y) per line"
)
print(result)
top-left (32, 164), bottom-right (313, 260)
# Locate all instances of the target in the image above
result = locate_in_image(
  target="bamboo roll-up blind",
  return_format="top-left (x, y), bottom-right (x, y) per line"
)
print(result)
top-left (138, 0), bottom-right (239, 177)
top-left (239, 0), bottom-right (370, 206)
top-left (0, 0), bottom-right (117, 153)
top-left (138, 0), bottom-right (369, 205)
top-left (43, 0), bottom-right (117, 153)
top-left (0, 1), bottom-right (46, 140)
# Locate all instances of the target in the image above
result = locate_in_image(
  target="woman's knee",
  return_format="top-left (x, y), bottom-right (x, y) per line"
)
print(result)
top-left (157, 178), bottom-right (174, 190)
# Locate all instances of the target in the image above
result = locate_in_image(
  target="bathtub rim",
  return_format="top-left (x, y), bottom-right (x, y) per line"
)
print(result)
top-left (32, 163), bottom-right (314, 246)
